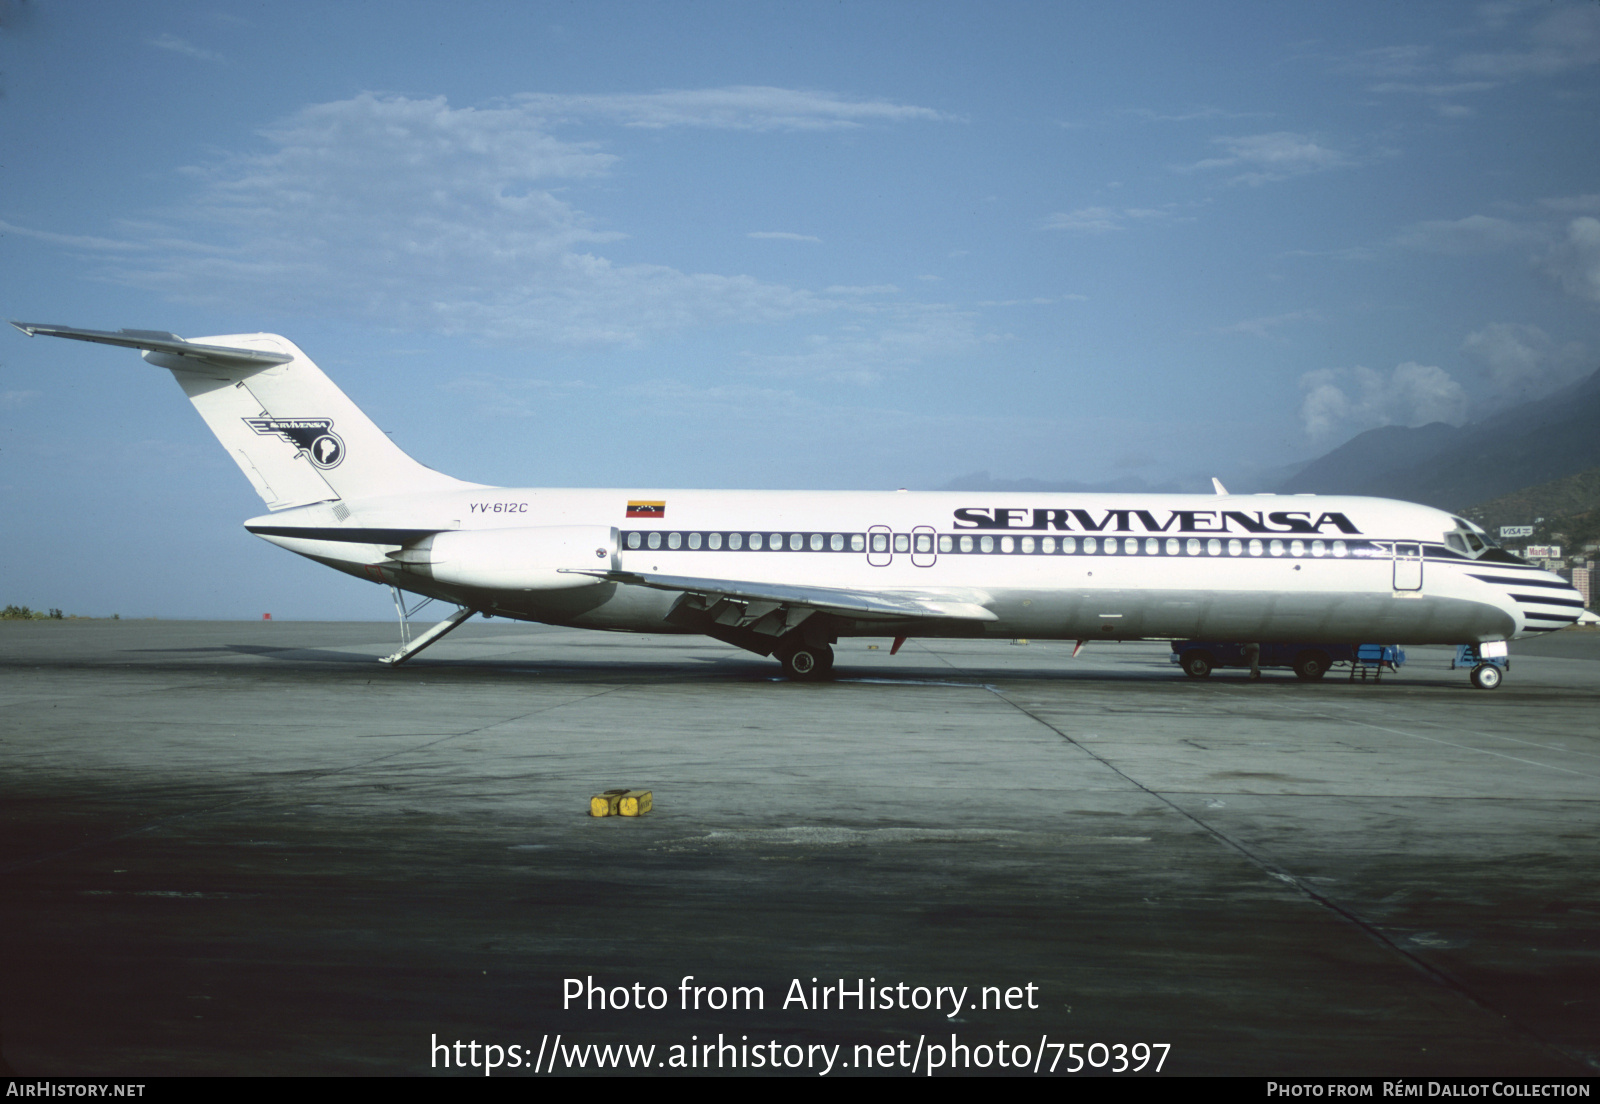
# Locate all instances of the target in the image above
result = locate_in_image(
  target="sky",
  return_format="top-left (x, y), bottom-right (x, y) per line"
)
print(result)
top-left (2, 0), bottom-right (1598, 619)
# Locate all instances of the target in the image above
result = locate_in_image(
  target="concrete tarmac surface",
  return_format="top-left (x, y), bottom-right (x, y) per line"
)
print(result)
top-left (1, 619), bottom-right (1597, 1076)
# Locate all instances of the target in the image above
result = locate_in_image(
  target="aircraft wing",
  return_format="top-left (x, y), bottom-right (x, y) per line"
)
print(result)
top-left (559, 568), bottom-right (997, 623)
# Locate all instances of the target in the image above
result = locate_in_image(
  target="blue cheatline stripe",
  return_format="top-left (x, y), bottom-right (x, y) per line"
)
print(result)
top-left (1510, 593), bottom-right (1586, 607)
top-left (1470, 573), bottom-right (1573, 588)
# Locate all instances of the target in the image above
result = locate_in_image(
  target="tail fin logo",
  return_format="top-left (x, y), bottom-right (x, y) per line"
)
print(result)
top-left (244, 417), bottom-right (346, 469)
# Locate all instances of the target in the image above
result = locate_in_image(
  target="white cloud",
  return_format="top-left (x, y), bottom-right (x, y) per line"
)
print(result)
top-left (1460, 322), bottom-right (1590, 399)
top-left (1115, 106), bottom-right (1273, 123)
top-left (747, 231), bottom-right (822, 242)
top-left (1545, 216), bottom-right (1600, 304)
top-left (1394, 214), bottom-right (1545, 254)
top-left (1213, 310), bottom-right (1322, 340)
top-left (88, 92), bottom-right (838, 345)
top-left (1042, 207), bottom-right (1121, 232)
top-left (512, 87), bottom-right (950, 131)
top-left (1182, 132), bottom-right (1352, 186)
top-left (0, 389), bottom-right (42, 408)
top-left (1299, 362), bottom-right (1469, 439)
top-left (975, 294), bottom-right (1088, 306)
top-left (1367, 80), bottom-right (1497, 96)
top-left (739, 304), bottom-right (988, 385)
top-left (1453, 4), bottom-right (1600, 78)
top-left (1540, 194), bottom-right (1600, 214)
top-left (440, 374), bottom-right (595, 419)
top-left (16, 87), bottom-right (986, 393)
top-left (146, 34), bottom-right (223, 63)
top-left (1042, 205), bottom-right (1180, 232)
top-left (1364, 78), bottom-right (1496, 115)
top-left (1339, 44), bottom-right (1435, 79)
top-left (0, 219), bottom-right (148, 252)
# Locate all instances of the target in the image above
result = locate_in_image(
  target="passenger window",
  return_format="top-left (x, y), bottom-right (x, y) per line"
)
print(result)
top-left (647, 532), bottom-right (662, 550)
top-left (1021, 536), bottom-right (1035, 554)
top-left (916, 533), bottom-right (933, 553)
top-left (851, 534), bottom-right (865, 552)
top-left (1186, 538), bottom-right (1200, 555)
top-left (1290, 540), bottom-right (1305, 557)
top-left (667, 532), bottom-right (681, 549)
top-left (980, 536), bottom-right (994, 553)
top-left (748, 533), bottom-right (762, 550)
top-left (789, 533), bottom-right (803, 551)
top-left (829, 534), bottom-right (843, 551)
top-left (1332, 540), bottom-right (1347, 557)
top-left (1227, 539), bottom-right (1242, 556)
top-left (1249, 539), bottom-right (1264, 557)
top-left (1207, 538), bottom-right (1221, 556)
top-left (688, 532), bottom-right (702, 550)
top-left (1083, 537), bottom-right (1097, 554)
top-left (728, 533), bottom-right (741, 550)
top-left (938, 535), bottom-right (953, 553)
top-left (1269, 539), bottom-right (1284, 556)
top-left (708, 533), bottom-right (722, 550)
top-left (627, 532), bottom-right (642, 550)
top-left (871, 532), bottom-right (888, 553)
top-left (1166, 538), bottom-right (1179, 556)
top-left (959, 535), bottom-right (973, 552)
top-left (894, 533), bottom-right (909, 553)
top-left (1042, 536), bottom-right (1056, 553)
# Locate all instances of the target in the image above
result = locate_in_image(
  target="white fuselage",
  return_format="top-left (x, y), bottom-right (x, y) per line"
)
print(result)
top-left (20, 324), bottom-right (1578, 658)
top-left (247, 488), bottom-right (1582, 646)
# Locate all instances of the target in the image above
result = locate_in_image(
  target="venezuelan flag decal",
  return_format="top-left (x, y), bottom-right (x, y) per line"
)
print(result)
top-left (626, 500), bottom-right (666, 519)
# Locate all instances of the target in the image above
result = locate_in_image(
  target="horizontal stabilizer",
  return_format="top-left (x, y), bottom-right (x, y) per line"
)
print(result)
top-left (559, 568), bottom-right (998, 623)
top-left (11, 322), bottom-right (293, 370)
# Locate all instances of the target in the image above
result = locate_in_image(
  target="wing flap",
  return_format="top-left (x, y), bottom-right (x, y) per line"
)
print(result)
top-left (559, 568), bottom-right (997, 622)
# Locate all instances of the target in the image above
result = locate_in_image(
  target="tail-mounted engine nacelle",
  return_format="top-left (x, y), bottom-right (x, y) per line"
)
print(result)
top-left (388, 525), bottom-right (618, 591)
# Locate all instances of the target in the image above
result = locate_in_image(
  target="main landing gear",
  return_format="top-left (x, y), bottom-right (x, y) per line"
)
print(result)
top-left (1292, 650), bottom-right (1331, 681)
top-left (775, 637), bottom-right (834, 681)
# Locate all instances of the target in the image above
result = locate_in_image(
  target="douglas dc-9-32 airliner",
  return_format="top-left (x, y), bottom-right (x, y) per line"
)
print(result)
top-left (12, 322), bottom-right (1584, 688)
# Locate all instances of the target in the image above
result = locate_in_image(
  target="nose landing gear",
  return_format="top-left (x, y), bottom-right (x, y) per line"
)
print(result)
top-left (1454, 643), bottom-right (1509, 690)
top-left (1469, 663), bottom-right (1502, 690)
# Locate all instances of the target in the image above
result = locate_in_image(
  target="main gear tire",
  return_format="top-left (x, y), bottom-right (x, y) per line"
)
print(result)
top-left (778, 642), bottom-right (834, 681)
top-left (1292, 651), bottom-right (1330, 681)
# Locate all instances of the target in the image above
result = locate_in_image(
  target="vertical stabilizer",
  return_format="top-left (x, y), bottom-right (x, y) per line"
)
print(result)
top-left (11, 324), bottom-right (476, 509)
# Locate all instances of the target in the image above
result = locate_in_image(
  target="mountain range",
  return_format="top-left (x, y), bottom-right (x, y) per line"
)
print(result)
top-left (1277, 367), bottom-right (1600, 512)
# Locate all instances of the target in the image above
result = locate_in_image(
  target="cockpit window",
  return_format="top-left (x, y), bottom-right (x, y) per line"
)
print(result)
top-left (1443, 519), bottom-right (1494, 558)
top-left (1444, 516), bottom-right (1496, 558)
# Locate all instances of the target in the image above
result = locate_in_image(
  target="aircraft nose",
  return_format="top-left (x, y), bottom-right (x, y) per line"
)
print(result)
top-left (1510, 572), bottom-right (1586, 634)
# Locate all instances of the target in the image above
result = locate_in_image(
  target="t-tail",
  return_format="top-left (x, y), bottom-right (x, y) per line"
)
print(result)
top-left (11, 322), bottom-right (474, 508)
